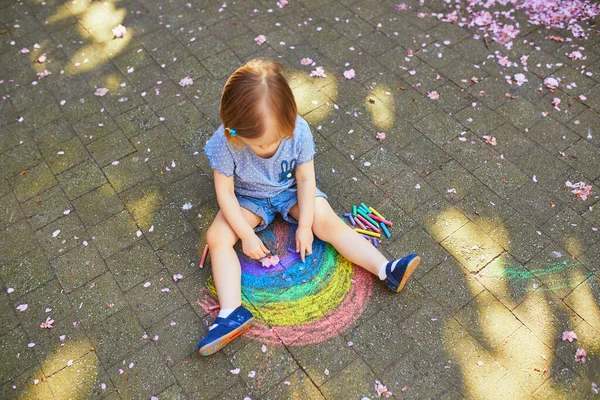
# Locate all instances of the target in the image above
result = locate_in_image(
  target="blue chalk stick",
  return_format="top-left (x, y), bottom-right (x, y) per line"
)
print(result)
top-left (380, 222), bottom-right (391, 238)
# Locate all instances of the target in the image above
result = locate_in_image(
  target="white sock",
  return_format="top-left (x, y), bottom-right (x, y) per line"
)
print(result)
top-left (209, 308), bottom-right (236, 330)
top-left (378, 260), bottom-right (400, 281)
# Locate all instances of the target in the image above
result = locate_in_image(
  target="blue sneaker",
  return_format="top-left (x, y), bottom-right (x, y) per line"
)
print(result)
top-left (198, 305), bottom-right (254, 356)
top-left (384, 254), bottom-right (420, 293)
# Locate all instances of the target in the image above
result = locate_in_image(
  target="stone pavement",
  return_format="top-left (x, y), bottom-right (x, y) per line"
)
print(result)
top-left (1, 0), bottom-right (599, 398)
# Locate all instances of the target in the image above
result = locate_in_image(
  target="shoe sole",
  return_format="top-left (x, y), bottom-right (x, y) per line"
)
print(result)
top-left (199, 318), bottom-right (254, 356)
top-left (396, 256), bottom-right (420, 293)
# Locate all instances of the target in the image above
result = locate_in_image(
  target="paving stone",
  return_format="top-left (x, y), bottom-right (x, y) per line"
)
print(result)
top-left (440, 222), bottom-right (504, 272)
top-left (420, 257), bottom-right (485, 313)
top-left (102, 152), bottom-right (154, 193)
top-left (51, 242), bottom-right (107, 290)
top-left (287, 334), bottom-right (357, 387)
top-left (0, 219), bottom-right (40, 264)
top-left (8, 161), bottom-right (57, 202)
top-left (46, 351), bottom-right (115, 399)
top-left (563, 138), bottom-right (600, 182)
top-left (455, 183), bottom-right (515, 234)
top-left (138, 203), bottom-right (193, 251)
top-left (505, 182), bottom-right (563, 227)
top-left (14, 278), bottom-right (74, 333)
top-left (114, 104), bottom-right (162, 139)
top-left (170, 352), bottom-right (239, 398)
top-left (70, 111), bottom-right (120, 145)
top-left (106, 239), bottom-right (164, 292)
top-left (541, 208), bottom-right (598, 258)
top-left (441, 130), bottom-right (499, 172)
top-left (396, 132), bottom-right (452, 176)
top-left (527, 116), bottom-right (581, 155)
top-left (379, 348), bottom-right (455, 399)
top-left (0, 192), bottom-right (23, 229)
top-left (0, 365), bottom-right (54, 400)
top-left (86, 129), bottom-right (136, 168)
top-left (564, 274), bottom-right (600, 333)
top-left (106, 343), bottom-right (176, 399)
top-left (147, 145), bottom-right (198, 185)
top-left (496, 98), bottom-right (543, 131)
top-left (414, 109), bottom-right (466, 146)
top-left (34, 213), bottom-right (89, 259)
top-left (125, 270), bottom-right (187, 329)
top-left (56, 159), bottom-right (107, 200)
top-left (68, 271), bottom-right (127, 327)
top-left (319, 356), bottom-right (380, 399)
top-left (497, 325), bottom-right (566, 394)
top-left (472, 158), bottom-right (529, 199)
top-left (262, 369), bottom-right (324, 399)
top-left (455, 104), bottom-right (505, 137)
top-left (87, 308), bottom-right (146, 368)
top-left (129, 124), bottom-right (180, 159)
top-left (89, 210), bottom-right (141, 258)
top-left (72, 183), bottom-right (125, 227)
top-left (150, 305), bottom-right (204, 364)
top-left (381, 170), bottom-right (439, 214)
top-left (0, 327), bottom-right (41, 386)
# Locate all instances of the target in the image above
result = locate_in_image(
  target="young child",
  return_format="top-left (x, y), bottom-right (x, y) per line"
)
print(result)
top-left (199, 59), bottom-right (420, 356)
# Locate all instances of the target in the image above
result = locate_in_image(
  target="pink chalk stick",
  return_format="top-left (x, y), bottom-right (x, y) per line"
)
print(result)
top-left (370, 215), bottom-right (392, 226)
top-left (355, 217), bottom-right (367, 230)
top-left (356, 214), bottom-right (381, 233)
top-left (200, 244), bottom-right (209, 268)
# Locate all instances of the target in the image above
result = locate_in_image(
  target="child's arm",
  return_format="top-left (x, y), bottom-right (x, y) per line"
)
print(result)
top-left (295, 160), bottom-right (316, 262)
top-left (213, 169), bottom-right (270, 259)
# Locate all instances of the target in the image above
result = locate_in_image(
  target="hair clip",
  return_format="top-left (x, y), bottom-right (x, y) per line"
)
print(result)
top-left (227, 128), bottom-right (237, 136)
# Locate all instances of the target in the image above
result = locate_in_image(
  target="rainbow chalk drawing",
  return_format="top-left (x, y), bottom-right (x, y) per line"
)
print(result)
top-left (197, 218), bottom-right (373, 345)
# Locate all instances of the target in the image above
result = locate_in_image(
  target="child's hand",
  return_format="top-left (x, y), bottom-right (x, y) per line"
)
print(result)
top-left (242, 234), bottom-right (270, 260)
top-left (295, 226), bottom-right (313, 263)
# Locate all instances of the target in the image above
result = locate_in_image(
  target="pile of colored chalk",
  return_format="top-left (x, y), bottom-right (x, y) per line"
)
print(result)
top-left (342, 203), bottom-right (392, 248)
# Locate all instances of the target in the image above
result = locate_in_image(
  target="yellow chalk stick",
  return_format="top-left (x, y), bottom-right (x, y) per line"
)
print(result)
top-left (354, 228), bottom-right (381, 238)
top-left (369, 207), bottom-right (384, 219)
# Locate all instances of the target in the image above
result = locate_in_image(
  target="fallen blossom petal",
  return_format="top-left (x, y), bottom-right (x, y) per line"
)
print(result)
top-left (230, 368), bottom-right (240, 374)
top-left (254, 35), bottom-right (266, 45)
top-left (182, 202), bottom-right (192, 211)
top-left (482, 135), bottom-right (497, 146)
top-left (67, 360), bottom-right (73, 367)
top-left (375, 132), bottom-right (386, 141)
top-left (179, 76), bottom-right (193, 87)
top-left (343, 69), bottom-right (355, 79)
top-left (112, 24), bottom-right (127, 38)
top-left (427, 90), bottom-right (439, 100)
top-left (261, 344), bottom-right (267, 353)
top-left (561, 330), bottom-right (577, 342)
top-left (39, 317), bottom-right (54, 329)
top-left (16, 304), bottom-right (28, 312)
top-left (143, 282), bottom-right (151, 288)
top-left (173, 273), bottom-right (183, 282)
top-left (277, 0), bottom-right (288, 8)
top-left (260, 255), bottom-right (280, 267)
top-left (300, 57), bottom-right (313, 66)
top-left (514, 73), bottom-right (527, 86)
top-left (20, 48), bottom-right (30, 54)
top-left (544, 77), bottom-right (559, 90)
top-left (94, 88), bottom-right (109, 97)
top-left (575, 348), bottom-right (587, 364)
top-left (310, 66), bottom-right (327, 78)
top-left (52, 230), bottom-right (60, 238)
top-left (161, 287), bottom-right (170, 293)
top-left (374, 380), bottom-right (393, 398)
top-left (248, 370), bottom-right (256, 378)
top-left (551, 97), bottom-right (561, 111)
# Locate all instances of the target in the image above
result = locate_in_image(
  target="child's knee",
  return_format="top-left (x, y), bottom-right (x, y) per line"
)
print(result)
top-left (206, 221), bottom-right (237, 247)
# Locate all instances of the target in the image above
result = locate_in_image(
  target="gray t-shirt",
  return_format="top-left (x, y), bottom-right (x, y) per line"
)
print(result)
top-left (204, 116), bottom-right (316, 198)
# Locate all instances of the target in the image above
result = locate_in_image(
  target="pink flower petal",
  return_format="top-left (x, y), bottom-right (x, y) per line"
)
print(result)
top-left (561, 330), bottom-right (577, 342)
top-left (112, 24), bottom-right (127, 38)
top-left (300, 57), bottom-right (313, 66)
top-left (254, 35), bottom-right (266, 45)
top-left (343, 69), bottom-right (355, 80)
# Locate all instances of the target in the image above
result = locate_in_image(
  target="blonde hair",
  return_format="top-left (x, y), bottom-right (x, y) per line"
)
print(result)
top-left (220, 59), bottom-right (297, 147)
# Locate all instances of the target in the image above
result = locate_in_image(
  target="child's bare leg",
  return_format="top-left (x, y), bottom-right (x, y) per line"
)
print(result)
top-left (289, 198), bottom-right (386, 275)
top-left (205, 209), bottom-right (262, 309)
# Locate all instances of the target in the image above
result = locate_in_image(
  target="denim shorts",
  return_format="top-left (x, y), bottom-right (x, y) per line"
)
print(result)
top-left (236, 185), bottom-right (328, 232)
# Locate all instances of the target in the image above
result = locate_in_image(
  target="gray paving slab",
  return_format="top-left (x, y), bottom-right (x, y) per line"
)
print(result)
top-left (0, 0), bottom-right (599, 398)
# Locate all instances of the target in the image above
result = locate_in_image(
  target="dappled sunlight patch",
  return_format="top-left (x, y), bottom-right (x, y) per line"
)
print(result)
top-left (365, 85), bottom-right (395, 131)
top-left (440, 221), bottom-right (504, 272)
